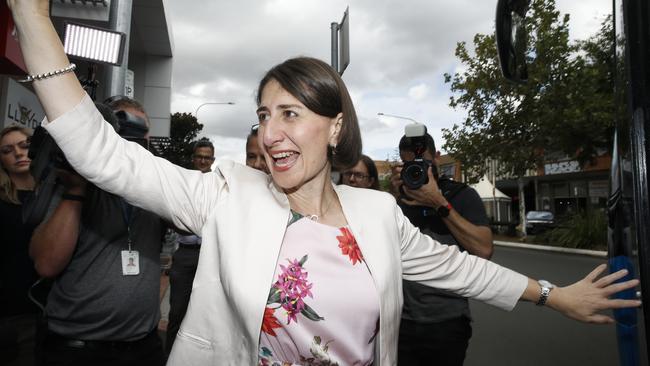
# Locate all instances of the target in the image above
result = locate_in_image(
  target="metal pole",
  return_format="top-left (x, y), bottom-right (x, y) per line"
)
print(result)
top-left (377, 112), bottom-right (420, 124)
top-left (194, 102), bottom-right (236, 121)
top-left (105, 0), bottom-right (133, 98)
top-left (331, 22), bottom-right (339, 73)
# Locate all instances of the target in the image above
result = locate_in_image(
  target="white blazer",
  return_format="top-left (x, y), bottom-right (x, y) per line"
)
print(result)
top-left (45, 95), bottom-right (528, 365)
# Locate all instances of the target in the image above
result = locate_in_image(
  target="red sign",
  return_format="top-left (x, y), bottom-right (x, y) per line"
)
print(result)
top-left (0, 2), bottom-right (26, 75)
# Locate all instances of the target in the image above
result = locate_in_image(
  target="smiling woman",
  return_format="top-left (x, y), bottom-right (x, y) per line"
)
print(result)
top-left (5, 1), bottom-right (643, 365)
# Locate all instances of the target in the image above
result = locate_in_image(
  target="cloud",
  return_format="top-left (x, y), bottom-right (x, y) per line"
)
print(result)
top-left (167, 0), bottom-right (611, 163)
top-left (408, 83), bottom-right (429, 101)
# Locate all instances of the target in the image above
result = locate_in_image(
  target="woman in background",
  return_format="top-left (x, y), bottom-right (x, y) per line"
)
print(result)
top-left (0, 126), bottom-right (39, 366)
top-left (340, 154), bottom-right (380, 190)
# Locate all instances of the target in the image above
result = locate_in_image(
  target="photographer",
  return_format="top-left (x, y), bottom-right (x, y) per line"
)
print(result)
top-left (391, 129), bottom-right (493, 366)
top-left (29, 98), bottom-right (167, 366)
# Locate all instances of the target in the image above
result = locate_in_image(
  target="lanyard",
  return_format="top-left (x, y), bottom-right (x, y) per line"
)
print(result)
top-left (120, 199), bottom-right (134, 252)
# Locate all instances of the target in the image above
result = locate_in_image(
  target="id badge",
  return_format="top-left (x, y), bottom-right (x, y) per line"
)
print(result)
top-left (121, 250), bottom-right (140, 275)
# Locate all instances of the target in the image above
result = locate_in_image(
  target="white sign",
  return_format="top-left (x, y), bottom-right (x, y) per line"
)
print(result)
top-left (125, 69), bottom-right (134, 98)
top-left (544, 160), bottom-right (581, 175)
top-left (2, 78), bottom-right (44, 130)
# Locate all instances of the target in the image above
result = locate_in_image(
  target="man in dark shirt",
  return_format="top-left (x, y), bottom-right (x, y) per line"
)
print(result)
top-left (391, 132), bottom-right (493, 366)
top-left (30, 97), bottom-right (167, 366)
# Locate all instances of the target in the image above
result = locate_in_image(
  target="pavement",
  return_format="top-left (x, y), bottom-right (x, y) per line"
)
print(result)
top-left (493, 238), bottom-right (607, 258)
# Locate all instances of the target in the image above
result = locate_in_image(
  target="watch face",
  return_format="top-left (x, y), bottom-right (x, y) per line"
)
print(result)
top-left (437, 205), bottom-right (450, 218)
top-left (539, 279), bottom-right (555, 289)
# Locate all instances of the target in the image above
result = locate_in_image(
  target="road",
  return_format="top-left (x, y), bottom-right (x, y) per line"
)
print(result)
top-left (465, 245), bottom-right (638, 366)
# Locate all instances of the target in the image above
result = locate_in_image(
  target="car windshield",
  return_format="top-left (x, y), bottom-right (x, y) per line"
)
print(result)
top-left (526, 211), bottom-right (554, 220)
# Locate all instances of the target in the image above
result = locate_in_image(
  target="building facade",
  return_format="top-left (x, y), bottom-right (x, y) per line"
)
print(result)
top-left (0, 0), bottom-right (173, 137)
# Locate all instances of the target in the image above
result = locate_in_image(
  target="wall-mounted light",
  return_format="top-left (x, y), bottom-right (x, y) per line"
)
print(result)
top-left (63, 22), bottom-right (125, 66)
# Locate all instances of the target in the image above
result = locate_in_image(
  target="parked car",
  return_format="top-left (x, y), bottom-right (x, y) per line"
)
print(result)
top-left (525, 211), bottom-right (555, 235)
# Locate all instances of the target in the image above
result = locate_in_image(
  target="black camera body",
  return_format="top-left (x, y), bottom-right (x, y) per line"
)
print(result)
top-left (114, 109), bottom-right (149, 149)
top-left (401, 123), bottom-right (436, 190)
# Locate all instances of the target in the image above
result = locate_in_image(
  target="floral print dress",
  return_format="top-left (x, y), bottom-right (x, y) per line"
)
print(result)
top-left (258, 212), bottom-right (380, 366)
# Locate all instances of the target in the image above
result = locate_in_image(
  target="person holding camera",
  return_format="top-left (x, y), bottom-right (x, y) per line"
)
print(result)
top-left (29, 99), bottom-right (167, 366)
top-left (5, 2), bottom-right (643, 363)
top-left (391, 130), bottom-right (492, 366)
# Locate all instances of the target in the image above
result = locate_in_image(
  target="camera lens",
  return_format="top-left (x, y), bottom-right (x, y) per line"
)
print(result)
top-left (401, 160), bottom-right (429, 189)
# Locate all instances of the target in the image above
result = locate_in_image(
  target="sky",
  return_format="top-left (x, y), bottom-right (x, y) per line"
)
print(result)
top-left (166, 0), bottom-right (611, 165)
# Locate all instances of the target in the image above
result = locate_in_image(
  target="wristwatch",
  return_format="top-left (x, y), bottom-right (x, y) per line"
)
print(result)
top-left (436, 202), bottom-right (452, 218)
top-left (536, 279), bottom-right (555, 306)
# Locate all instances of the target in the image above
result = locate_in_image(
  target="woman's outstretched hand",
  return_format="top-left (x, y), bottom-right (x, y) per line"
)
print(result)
top-left (545, 264), bottom-right (641, 324)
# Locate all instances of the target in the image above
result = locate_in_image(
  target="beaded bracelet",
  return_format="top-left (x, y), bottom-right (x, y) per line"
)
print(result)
top-left (18, 63), bottom-right (77, 83)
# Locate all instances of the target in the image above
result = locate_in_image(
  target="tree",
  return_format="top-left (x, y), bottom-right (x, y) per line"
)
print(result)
top-left (442, 0), bottom-right (615, 234)
top-left (158, 112), bottom-right (204, 168)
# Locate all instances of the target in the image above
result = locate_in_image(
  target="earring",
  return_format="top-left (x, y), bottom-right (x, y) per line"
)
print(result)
top-left (330, 143), bottom-right (337, 156)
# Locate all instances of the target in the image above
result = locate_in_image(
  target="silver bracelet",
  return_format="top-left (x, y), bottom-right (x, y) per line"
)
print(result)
top-left (18, 63), bottom-right (77, 83)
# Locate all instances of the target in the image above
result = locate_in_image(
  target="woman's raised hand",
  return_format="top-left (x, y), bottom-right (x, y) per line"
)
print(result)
top-left (548, 264), bottom-right (641, 324)
top-left (6, 0), bottom-right (85, 121)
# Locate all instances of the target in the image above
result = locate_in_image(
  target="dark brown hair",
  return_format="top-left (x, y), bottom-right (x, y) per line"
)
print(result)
top-left (256, 57), bottom-right (361, 170)
top-left (359, 154), bottom-right (380, 190)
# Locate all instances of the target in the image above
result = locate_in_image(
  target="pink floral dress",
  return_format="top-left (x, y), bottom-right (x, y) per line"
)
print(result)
top-left (258, 212), bottom-right (380, 366)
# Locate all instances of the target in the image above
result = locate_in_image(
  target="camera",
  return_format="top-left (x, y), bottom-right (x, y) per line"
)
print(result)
top-left (113, 109), bottom-right (150, 150)
top-left (23, 103), bottom-right (148, 226)
top-left (400, 123), bottom-right (436, 190)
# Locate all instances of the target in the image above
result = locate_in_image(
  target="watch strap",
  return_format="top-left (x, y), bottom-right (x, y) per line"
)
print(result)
top-left (536, 280), bottom-right (554, 306)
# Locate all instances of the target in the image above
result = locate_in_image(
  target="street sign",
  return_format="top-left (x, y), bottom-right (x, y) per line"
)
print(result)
top-left (330, 7), bottom-right (350, 76)
top-left (125, 69), bottom-right (134, 98)
top-left (339, 7), bottom-right (350, 75)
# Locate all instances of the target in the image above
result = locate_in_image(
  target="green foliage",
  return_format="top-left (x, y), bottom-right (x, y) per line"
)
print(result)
top-left (537, 210), bottom-right (607, 250)
top-left (378, 176), bottom-right (392, 193)
top-left (442, 0), bottom-right (615, 181)
top-left (158, 112), bottom-right (204, 168)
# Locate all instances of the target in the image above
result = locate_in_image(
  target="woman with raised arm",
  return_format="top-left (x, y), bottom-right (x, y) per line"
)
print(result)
top-left (7, 1), bottom-right (641, 365)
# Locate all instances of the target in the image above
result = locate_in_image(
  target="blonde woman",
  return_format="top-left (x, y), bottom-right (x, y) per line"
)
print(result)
top-left (0, 125), bottom-right (39, 366)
